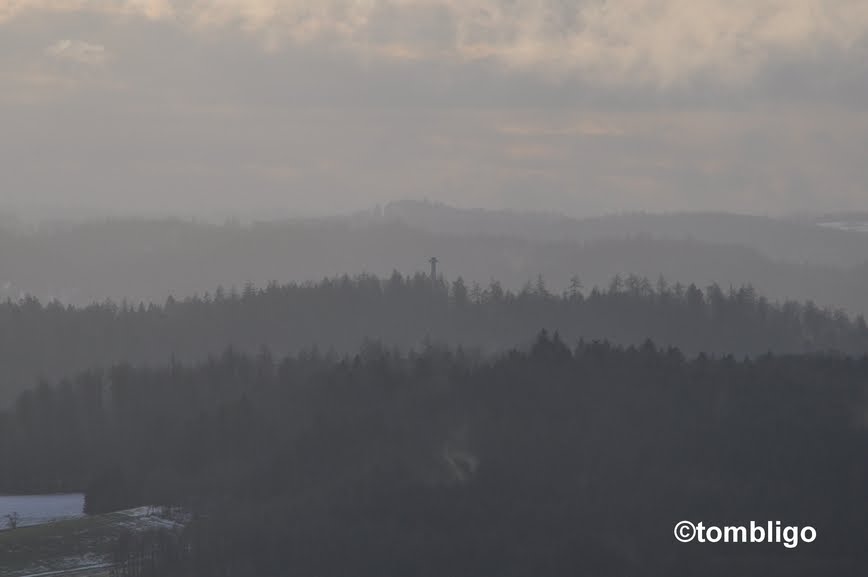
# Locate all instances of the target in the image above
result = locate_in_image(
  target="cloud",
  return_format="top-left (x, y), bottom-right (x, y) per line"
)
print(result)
top-left (498, 120), bottom-right (625, 137)
top-left (0, 0), bottom-right (173, 22)
top-left (4, 1), bottom-right (868, 89)
top-left (2, 1), bottom-right (868, 219)
top-left (177, 0), bottom-right (868, 88)
top-left (46, 40), bottom-right (108, 66)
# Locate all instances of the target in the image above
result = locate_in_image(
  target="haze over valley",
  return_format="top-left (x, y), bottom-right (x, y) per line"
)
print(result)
top-left (3, 2), bottom-right (868, 576)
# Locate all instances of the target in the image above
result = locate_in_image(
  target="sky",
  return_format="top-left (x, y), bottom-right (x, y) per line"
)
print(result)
top-left (1, 0), bottom-right (867, 221)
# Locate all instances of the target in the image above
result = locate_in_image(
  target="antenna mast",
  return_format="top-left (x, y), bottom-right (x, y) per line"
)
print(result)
top-left (429, 257), bottom-right (439, 287)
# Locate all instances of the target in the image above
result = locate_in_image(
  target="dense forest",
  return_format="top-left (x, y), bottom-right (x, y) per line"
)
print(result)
top-left (1, 273), bottom-right (867, 406)
top-left (3, 211), bottom-right (867, 575)
top-left (5, 1), bottom-right (866, 573)
top-left (2, 334), bottom-right (867, 576)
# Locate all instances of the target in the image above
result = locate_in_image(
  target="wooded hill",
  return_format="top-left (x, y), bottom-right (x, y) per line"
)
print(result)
top-left (0, 273), bottom-right (866, 406)
top-left (2, 334), bottom-right (866, 576)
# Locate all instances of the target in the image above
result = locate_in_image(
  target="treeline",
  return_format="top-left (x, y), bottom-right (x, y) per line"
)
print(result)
top-left (2, 334), bottom-right (868, 575)
top-left (1, 272), bottom-right (867, 405)
top-left (6, 211), bottom-right (868, 311)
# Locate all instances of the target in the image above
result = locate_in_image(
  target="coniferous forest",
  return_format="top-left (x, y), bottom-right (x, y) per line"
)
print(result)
top-left (0, 272), bottom-right (866, 406)
top-left (2, 332), bottom-right (868, 575)
top-left (2, 266), bottom-right (868, 575)
top-left (5, 3), bottom-right (868, 574)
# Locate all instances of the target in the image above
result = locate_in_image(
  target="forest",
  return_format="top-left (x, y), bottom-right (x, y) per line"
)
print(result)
top-left (1, 332), bottom-right (867, 576)
top-left (1, 273), bottom-right (866, 406)
top-left (4, 211), bottom-right (868, 315)
top-left (3, 209), bottom-right (868, 577)
top-left (5, 2), bottom-right (868, 573)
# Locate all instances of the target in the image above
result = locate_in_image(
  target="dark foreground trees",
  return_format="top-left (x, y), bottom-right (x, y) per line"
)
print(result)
top-left (2, 334), bottom-right (868, 575)
top-left (2, 272), bottom-right (868, 405)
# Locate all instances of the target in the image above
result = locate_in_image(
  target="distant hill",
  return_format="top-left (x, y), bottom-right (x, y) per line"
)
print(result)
top-left (1, 216), bottom-right (868, 315)
top-left (379, 200), bottom-right (868, 268)
top-left (810, 211), bottom-right (868, 233)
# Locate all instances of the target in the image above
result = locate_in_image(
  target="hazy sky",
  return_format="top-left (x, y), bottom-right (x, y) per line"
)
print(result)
top-left (1, 1), bottom-right (867, 220)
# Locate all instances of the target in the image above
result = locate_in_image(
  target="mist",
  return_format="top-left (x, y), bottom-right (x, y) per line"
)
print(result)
top-left (3, 3), bottom-right (868, 576)
top-left (2, 1), bottom-right (868, 221)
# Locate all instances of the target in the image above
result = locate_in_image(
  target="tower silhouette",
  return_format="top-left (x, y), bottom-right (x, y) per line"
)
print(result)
top-left (429, 257), bottom-right (439, 287)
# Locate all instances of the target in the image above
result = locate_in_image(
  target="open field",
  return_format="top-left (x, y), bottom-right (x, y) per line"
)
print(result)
top-left (0, 508), bottom-right (181, 577)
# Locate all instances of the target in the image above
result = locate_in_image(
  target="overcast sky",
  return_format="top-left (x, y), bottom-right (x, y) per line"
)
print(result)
top-left (1, 1), bottom-right (867, 221)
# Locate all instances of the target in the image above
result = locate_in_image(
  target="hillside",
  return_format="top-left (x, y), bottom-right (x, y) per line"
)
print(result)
top-left (3, 338), bottom-right (867, 576)
top-left (380, 200), bottom-right (868, 267)
top-left (2, 217), bottom-right (868, 316)
top-left (0, 273), bottom-right (865, 407)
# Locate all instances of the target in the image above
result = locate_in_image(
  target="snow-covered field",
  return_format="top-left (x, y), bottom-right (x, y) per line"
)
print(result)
top-left (817, 221), bottom-right (868, 233)
top-left (0, 504), bottom-right (187, 577)
top-left (0, 494), bottom-right (84, 529)
top-left (111, 506), bottom-right (188, 530)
